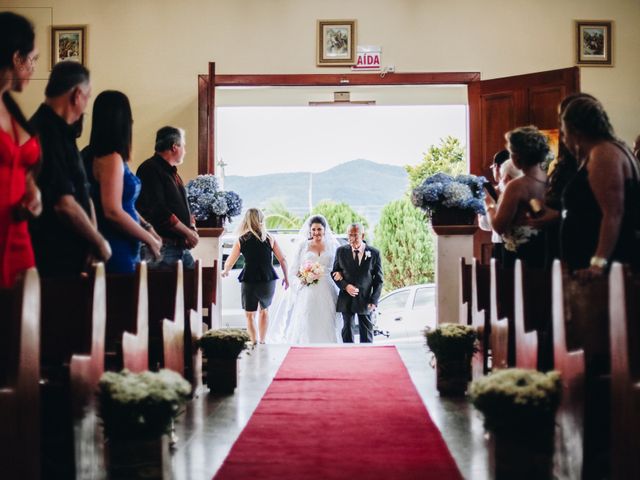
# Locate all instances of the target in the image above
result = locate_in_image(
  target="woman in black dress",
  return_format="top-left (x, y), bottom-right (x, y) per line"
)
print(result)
top-left (221, 208), bottom-right (289, 344)
top-left (560, 95), bottom-right (640, 277)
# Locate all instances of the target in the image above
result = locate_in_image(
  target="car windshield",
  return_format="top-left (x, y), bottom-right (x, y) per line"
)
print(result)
top-left (413, 287), bottom-right (435, 309)
top-left (380, 290), bottom-right (410, 309)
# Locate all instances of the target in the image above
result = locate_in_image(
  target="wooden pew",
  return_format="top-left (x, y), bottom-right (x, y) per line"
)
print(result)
top-left (470, 259), bottom-right (491, 377)
top-left (202, 260), bottom-right (217, 328)
top-left (562, 265), bottom-right (610, 478)
top-left (609, 263), bottom-right (640, 480)
top-left (458, 258), bottom-right (472, 325)
top-left (489, 259), bottom-right (515, 369)
top-left (551, 260), bottom-right (586, 480)
top-left (105, 262), bottom-right (149, 372)
top-left (184, 260), bottom-right (204, 392)
top-left (513, 260), bottom-right (539, 370)
top-left (0, 268), bottom-right (40, 480)
top-left (40, 264), bottom-right (106, 478)
top-left (148, 260), bottom-right (186, 376)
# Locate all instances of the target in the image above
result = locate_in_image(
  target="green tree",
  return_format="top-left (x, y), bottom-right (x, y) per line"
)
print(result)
top-left (312, 200), bottom-right (369, 235)
top-left (405, 136), bottom-right (466, 191)
top-left (374, 198), bottom-right (435, 290)
top-left (263, 200), bottom-right (303, 230)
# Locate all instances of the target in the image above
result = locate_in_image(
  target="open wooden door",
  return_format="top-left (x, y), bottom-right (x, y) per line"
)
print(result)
top-left (468, 67), bottom-right (580, 262)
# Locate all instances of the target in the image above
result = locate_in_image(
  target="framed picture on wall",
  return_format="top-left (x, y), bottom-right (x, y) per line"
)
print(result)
top-left (51, 25), bottom-right (86, 69)
top-left (575, 20), bottom-right (612, 66)
top-left (317, 20), bottom-right (356, 67)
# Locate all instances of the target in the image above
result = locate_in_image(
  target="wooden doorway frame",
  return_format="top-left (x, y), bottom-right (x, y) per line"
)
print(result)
top-left (198, 62), bottom-right (481, 174)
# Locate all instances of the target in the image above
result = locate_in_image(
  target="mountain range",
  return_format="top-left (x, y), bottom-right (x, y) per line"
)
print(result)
top-left (224, 159), bottom-right (409, 219)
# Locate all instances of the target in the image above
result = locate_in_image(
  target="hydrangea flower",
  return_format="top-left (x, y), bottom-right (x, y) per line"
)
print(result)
top-left (411, 172), bottom-right (487, 217)
top-left (186, 174), bottom-right (243, 221)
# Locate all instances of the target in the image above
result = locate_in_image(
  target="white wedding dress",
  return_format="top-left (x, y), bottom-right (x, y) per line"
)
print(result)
top-left (266, 216), bottom-right (343, 344)
top-left (284, 247), bottom-right (342, 343)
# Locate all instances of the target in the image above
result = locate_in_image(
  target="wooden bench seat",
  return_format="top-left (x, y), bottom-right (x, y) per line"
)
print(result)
top-left (0, 269), bottom-right (41, 480)
top-left (609, 263), bottom-right (640, 480)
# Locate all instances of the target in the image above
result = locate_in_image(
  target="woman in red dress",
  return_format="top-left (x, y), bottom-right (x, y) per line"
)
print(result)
top-left (0, 12), bottom-right (42, 288)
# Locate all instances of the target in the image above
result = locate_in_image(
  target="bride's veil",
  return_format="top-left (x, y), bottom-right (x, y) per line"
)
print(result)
top-left (265, 214), bottom-right (340, 343)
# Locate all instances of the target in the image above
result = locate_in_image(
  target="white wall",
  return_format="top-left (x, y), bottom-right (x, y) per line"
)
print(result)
top-left (3, 0), bottom-right (639, 181)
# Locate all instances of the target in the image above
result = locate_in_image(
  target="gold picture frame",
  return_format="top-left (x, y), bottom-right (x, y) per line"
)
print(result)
top-left (317, 20), bottom-right (356, 67)
top-left (575, 20), bottom-right (612, 66)
top-left (51, 25), bottom-right (86, 69)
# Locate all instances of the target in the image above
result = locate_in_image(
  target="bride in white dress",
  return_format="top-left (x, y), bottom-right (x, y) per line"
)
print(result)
top-left (266, 215), bottom-right (342, 344)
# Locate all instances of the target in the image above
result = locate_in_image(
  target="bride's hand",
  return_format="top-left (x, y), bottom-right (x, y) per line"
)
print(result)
top-left (332, 271), bottom-right (343, 281)
top-left (282, 278), bottom-right (289, 290)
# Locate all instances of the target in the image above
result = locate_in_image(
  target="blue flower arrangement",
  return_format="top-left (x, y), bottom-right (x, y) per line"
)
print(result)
top-left (411, 173), bottom-right (487, 217)
top-left (186, 174), bottom-right (243, 221)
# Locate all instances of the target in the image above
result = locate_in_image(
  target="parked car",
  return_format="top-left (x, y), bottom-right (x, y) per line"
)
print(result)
top-left (373, 284), bottom-right (436, 340)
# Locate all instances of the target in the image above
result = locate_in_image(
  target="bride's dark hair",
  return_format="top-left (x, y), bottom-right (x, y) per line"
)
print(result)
top-left (308, 215), bottom-right (327, 228)
top-left (307, 215), bottom-right (327, 240)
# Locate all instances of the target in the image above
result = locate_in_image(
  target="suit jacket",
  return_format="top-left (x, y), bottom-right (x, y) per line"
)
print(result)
top-left (332, 244), bottom-right (383, 314)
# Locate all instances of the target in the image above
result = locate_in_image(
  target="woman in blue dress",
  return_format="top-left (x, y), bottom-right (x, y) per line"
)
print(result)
top-left (84, 90), bottom-right (162, 273)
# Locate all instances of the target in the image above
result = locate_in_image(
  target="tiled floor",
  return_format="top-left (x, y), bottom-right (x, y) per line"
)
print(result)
top-left (171, 341), bottom-right (491, 480)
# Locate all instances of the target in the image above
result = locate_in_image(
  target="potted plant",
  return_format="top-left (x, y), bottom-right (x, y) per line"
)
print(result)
top-left (198, 328), bottom-right (251, 394)
top-left (470, 368), bottom-right (561, 479)
top-left (425, 323), bottom-right (477, 395)
top-left (98, 369), bottom-right (191, 478)
top-left (185, 174), bottom-right (243, 228)
top-left (411, 173), bottom-right (486, 226)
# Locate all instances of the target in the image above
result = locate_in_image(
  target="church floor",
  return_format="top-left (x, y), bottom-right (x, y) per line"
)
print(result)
top-left (171, 341), bottom-right (491, 480)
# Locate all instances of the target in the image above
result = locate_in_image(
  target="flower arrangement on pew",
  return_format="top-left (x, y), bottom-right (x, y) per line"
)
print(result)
top-left (469, 368), bottom-right (561, 478)
top-left (411, 173), bottom-right (486, 224)
top-left (186, 174), bottom-right (243, 227)
top-left (424, 323), bottom-right (478, 395)
top-left (198, 328), bottom-right (252, 394)
top-left (98, 369), bottom-right (191, 476)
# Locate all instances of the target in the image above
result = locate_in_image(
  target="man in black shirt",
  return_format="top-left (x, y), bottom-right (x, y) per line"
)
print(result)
top-left (136, 126), bottom-right (198, 269)
top-left (29, 61), bottom-right (111, 276)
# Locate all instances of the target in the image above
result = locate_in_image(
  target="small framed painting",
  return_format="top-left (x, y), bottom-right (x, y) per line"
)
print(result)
top-left (317, 20), bottom-right (356, 67)
top-left (575, 20), bottom-right (612, 66)
top-left (51, 25), bottom-right (86, 68)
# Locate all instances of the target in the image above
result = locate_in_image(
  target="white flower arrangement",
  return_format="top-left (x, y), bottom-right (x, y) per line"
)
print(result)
top-left (424, 323), bottom-right (478, 360)
top-left (502, 226), bottom-right (540, 252)
top-left (198, 328), bottom-right (252, 359)
top-left (469, 368), bottom-right (561, 432)
top-left (364, 250), bottom-right (371, 260)
top-left (98, 369), bottom-right (191, 440)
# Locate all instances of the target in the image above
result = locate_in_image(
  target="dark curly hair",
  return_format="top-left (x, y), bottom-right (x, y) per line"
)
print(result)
top-left (560, 95), bottom-right (615, 142)
top-left (505, 126), bottom-right (550, 167)
top-left (308, 215), bottom-right (327, 228)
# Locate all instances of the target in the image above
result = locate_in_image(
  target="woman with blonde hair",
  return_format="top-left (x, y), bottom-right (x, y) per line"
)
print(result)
top-left (221, 208), bottom-right (289, 343)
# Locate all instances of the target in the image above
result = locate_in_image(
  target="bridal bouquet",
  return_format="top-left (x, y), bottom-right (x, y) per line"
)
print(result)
top-left (297, 261), bottom-right (324, 286)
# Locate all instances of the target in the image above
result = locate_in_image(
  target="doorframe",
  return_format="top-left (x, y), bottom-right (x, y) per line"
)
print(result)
top-left (198, 62), bottom-right (481, 174)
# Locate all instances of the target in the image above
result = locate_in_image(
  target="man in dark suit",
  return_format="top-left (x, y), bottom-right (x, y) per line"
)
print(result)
top-left (332, 223), bottom-right (384, 343)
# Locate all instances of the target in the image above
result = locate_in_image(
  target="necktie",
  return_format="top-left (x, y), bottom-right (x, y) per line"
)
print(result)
top-left (353, 249), bottom-right (360, 264)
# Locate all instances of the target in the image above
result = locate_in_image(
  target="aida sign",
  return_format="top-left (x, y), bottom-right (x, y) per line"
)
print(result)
top-left (352, 46), bottom-right (381, 71)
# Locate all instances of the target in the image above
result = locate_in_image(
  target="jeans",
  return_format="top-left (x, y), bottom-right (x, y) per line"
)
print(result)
top-left (141, 244), bottom-right (195, 270)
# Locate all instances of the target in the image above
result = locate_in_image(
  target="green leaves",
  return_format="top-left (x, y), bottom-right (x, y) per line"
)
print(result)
top-left (405, 136), bottom-right (467, 191)
top-left (373, 198), bottom-right (435, 290)
top-left (312, 200), bottom-right (368, 235)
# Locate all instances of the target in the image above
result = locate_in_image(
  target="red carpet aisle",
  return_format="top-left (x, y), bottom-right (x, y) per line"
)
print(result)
top-left (213, 346), bottom-right (462, 480)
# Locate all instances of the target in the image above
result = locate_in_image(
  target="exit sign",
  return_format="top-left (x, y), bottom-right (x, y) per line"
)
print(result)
top-left (352, 46), bottom-right (381, 71)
